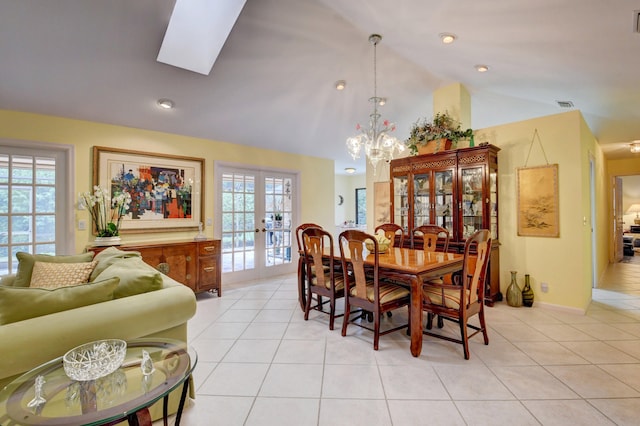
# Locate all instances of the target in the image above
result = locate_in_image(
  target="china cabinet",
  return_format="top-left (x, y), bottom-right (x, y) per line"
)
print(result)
top-left (389, 144), bottom-right (501, 304)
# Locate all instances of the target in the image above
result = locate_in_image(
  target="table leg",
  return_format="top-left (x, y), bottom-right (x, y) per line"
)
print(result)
top-left (127, 408), bottom-right (151, 426)
top-left (409, 275), bottom-right (423, 357)
top-left (174, 375), bottom-right (191, 425)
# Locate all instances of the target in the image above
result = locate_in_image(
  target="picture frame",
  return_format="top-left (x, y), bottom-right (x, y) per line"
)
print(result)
top-left (92, 146), bottom-right (204, 233)
top-left (517, 164), bottom-right (559, 237)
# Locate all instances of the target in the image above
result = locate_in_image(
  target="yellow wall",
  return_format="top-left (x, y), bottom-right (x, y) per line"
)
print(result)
top-left (335, 174), bottom-right (366, 226)
top-left (0, 110), bottom-right (335, 253)
top-left (367, 109), bottom-right (608, 311)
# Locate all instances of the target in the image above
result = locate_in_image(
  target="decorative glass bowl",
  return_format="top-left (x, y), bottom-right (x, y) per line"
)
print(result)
top-left (63, 339), bottom-right (127, 381)
top-left (365, 241), bottom-right (390, 253)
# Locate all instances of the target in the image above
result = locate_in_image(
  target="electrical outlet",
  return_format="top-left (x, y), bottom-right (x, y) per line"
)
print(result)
top-left (540, 282), bottom-right (549, 293)
top-left (78, 219), bottom-right (87, 231)
top-left (206, 218), bottom-right (212, 226)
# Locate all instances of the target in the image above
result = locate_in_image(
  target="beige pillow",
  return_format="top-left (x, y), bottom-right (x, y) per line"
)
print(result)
top-left (30, 260), bottom-right (98, 289)
top-left (14, 252), bottom-right (95, 287)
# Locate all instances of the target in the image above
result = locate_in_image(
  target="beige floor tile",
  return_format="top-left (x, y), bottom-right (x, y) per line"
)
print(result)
top-left (546, 365), bottom-right (640, 398)
top-left (198, 362), bottom-right (270, 396)
top-left (318, 399), bottom-right (391, 426)
top-left (246, 397), bottom-right (320, 426)
top-left (259, 364), bottom-right (323, 398)
top-left (491, 366), bottom-right (578, 399)
top-left (513, 341), bottom-right (589, 365)
top-left (223, 339), bottom-right (280, 363)
top-left (456, 400), bottom-right (539, 425)
top-left (379, 364), bottom-right (449, 399)
top-left (435, 365), bottom-right (515, 400)
top-left (529, 323), bottom-right (596, 341)
top-left (240, 322), bottom-right (289, 340)
top-left (321, 364), bottom-right (385, 399)
top-left (560, 340), bottom-right (639, 364)
top-left (588, 398), bottom-right (640, 425)
top-left (522, 400), bottom-right (616, 425)
top-left (388, 400), bottom-right (465, 426)
top-left (599, 364), bottom-right (640, 392)
top-left (470, 340), bottom-right (536, 366)
top-left (272, 338), bottom-right (326, 364)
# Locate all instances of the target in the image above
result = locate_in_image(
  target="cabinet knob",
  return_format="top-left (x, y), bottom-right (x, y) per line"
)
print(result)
top-left (156, 263), bottom-right (170, 275)
top-left (186, 255), bottom-right (192, 262)
top-left (186, 274), bottom-right (191, 280)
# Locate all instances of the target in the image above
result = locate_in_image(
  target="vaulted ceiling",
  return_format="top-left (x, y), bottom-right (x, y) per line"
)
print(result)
top-left (1, 0), bottom-right (639, 174)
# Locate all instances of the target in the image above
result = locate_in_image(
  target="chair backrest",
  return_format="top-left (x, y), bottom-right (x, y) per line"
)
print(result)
top-left (295, 223), bottom-right (322, 252)
top-left (301, 227), bottom-right (335, 287)
top-left (461, 230), bottom-right (492, 306)
top-left (375, 223), bottom-right (404, 248)
top-left (412, 225), bottom-right (450, 253)
top-left (339, 229), bottom-right (379, 301)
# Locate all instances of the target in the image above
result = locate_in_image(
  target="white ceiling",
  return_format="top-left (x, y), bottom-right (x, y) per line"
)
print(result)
top-left (1, 0), bottom-right (640, 174)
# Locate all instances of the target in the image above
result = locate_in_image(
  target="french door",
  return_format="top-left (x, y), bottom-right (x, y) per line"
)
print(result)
top-left (218, 166), bottom-right (297, 283)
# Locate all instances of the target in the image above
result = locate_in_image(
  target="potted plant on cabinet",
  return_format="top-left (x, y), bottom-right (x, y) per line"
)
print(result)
top-left (405, 111), bottom-right (473, 155)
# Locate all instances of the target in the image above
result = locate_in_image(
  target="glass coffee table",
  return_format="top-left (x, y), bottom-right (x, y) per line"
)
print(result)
top-left (0, 338), bottom-right (197, 426)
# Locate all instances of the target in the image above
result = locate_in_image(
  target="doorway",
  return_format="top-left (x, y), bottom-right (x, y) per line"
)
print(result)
top-left (216, 165), bottom-right (298, 283)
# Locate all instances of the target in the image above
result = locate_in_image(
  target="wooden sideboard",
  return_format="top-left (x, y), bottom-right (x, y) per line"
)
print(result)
top-left (89, 239), bottom-right (222, 296)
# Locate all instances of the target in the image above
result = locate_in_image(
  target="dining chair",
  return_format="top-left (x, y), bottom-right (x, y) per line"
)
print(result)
top-left (375, 223), bottom-right (405, 248)
top-left (411, 225), bottom-right (449, 253)
top-left (338, 229), bottom-right (410, 350)
top-left (301, 227), bottom-right (346, 330)
top-left (421, 229), bottom-right (492, 359)
top-left (295, 223), bottom-right (323, 311)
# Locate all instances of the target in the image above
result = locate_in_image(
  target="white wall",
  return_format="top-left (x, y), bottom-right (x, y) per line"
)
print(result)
top-left (335, 174), bottom-right (366, 226)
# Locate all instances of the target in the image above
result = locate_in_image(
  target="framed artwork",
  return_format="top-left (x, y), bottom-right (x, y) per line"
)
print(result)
top-left (517, 164), bottom-right (559, 237)
top-left (373, 181), bottom-right (391, 228)
top-left (92, 146), bottom-right (204, 233)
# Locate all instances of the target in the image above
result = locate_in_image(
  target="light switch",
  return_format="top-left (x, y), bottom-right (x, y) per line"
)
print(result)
top-left (206, 218), bottom-right (213, 226)
top-left (78, 219), bottom-right (87, 230)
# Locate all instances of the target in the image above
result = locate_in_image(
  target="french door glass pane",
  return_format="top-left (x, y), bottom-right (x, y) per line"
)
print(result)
top-left (413, 173), bottom-right (430, 228)
top-left (462, 167), bottom-right (483, 238)
top-left (221, 172), bottom-right (256, 273)
top-left (434, 170), bottom-right (454, 233)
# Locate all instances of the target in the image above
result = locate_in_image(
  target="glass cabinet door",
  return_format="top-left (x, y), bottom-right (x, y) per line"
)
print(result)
top-left (412, 173), bottom-right (430, 229)
top-left (461, 167), bottom-right (483, 239)
top-left (393, 175), bottom-right (410, 233)
top-left (490, 170), bottom-right (498, 239)
top-left (433, 170), bottom-right (454, 234)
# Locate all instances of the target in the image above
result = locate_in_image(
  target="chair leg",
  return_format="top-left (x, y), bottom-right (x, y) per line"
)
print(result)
top-left (479, 308), bottom-right (489, 345)
top-left (460, 318), bottom-right (470, 360)
top-left (341, 298), bottom-right (350, 337)
top-left (437, 315), bottom-right (444, 329)
top-left (373, 309), bottom-right (381, 350)
top-left (304, 288), bottom-right (312, 321)
top-left (425, 313), bottom-right (434, 330)
top-left (329, 297), bottom-right (335, 331)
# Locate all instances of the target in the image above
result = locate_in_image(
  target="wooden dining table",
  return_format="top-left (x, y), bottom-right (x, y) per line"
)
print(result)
top-left (298, 246), bottom-right (464, 357)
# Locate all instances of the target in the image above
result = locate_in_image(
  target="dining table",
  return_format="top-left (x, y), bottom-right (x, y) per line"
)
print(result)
top-left (298, 246), bottom-right (464, 357)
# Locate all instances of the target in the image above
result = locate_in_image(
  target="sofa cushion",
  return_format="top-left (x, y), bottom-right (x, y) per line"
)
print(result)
top-left (0, 277), bottom-right (119, 325)
top-left (14, 252), bottom-right (95, 288)
top-left (90, 247), bottom-right (142, 281)
top-left (94, 257), bottom-right (163, 298)
top-left (30, 260), bottom-right (98, 289)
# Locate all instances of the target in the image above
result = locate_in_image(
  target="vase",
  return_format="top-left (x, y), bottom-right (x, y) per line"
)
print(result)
top-left (506, 270), bottom-right (523, 307)
top-left (522, 274), bottom-right (534, 307)
top-left (417, 138), bottom-right (453, 155)
top-left (93, 236), bottom-right (122, 246)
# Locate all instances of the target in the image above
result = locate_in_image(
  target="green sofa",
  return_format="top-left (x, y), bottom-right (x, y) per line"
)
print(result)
top-left (0, 248), bottom-right (197, 419)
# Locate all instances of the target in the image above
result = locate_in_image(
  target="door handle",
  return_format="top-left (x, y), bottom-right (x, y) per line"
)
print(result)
top-left (255, 228), bottom-right (260, 233)
top-left (262, 228), bottom-right (267, 232)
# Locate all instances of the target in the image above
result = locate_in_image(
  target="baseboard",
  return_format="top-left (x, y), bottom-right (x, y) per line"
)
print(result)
top-left (533, 301), bottom-right (586, 315)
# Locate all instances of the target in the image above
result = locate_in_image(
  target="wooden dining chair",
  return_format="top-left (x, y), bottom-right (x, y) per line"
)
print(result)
top-left (295, 223), bottom-right (324, 311)
top-left (338, 229), bottom-right (410, 350)
top-left (301, 227), bottom-right (346, 330)
top-left (375, 223), bottom-right (405, 248)
top-left (421, 229), bottom-right (492, 359)
top-left (411, 225), bottom-right (449, 253)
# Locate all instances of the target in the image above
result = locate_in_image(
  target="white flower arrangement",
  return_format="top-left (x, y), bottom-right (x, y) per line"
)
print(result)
top-left (80, 186), bottom-right (131, 237)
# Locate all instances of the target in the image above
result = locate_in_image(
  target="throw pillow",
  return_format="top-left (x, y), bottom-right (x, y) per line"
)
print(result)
top-left (94, 257), bottom-right (163, 298)
top-left (90, 247), bottom-right (142, 281)
top-left (14, 252), bottom-right (95, 288)
top-left (0, 277), bottom-right (119, 325)
top-left (30, 260), bottom-right (98, 289)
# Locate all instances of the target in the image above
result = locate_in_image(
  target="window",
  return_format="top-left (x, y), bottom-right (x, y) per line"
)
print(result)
top-left (0, 141), bottom-right (74, 275)
top-left (356, 187), bottom-right (366, 225)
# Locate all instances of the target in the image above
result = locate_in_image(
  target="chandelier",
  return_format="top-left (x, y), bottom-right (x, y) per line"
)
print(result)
top-left (346, 34), bottom-right (405, 171)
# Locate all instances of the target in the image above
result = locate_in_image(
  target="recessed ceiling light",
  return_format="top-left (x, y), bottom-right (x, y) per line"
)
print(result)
top-left (378, 98), bottom-right (386, 106)
top-left (439, 33), bottom-right (457, 44)
top-left (344, 167), bottom-right (356, 174)
top-left (157, 98), bottom-right (175, 109)
top-left (631, 141), bottom-right (640, 153)
top-left (475, 64), bottom-right (489, 72)
top-left (335, 80), bottom-right (346, 90)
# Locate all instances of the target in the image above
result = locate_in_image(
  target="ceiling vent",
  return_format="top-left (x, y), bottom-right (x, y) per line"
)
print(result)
top-left (556, 100), bottom-right (574, 108)
top-left (635, 10), bottom-right (640, 33)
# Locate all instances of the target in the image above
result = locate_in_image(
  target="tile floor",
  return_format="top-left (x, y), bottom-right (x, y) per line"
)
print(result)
top-left (169, 260), bottom-right (640, 425)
